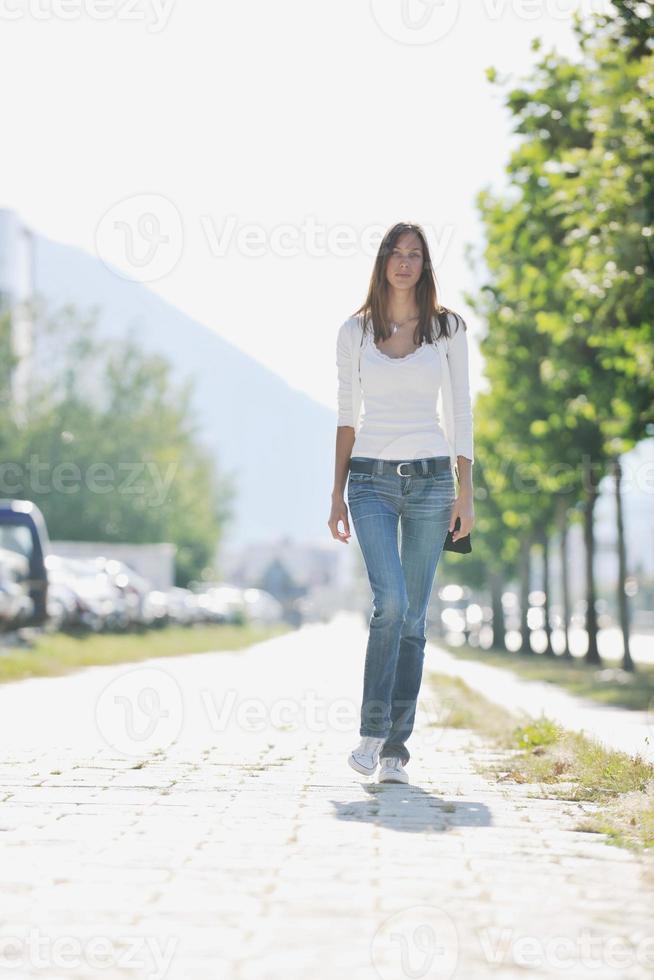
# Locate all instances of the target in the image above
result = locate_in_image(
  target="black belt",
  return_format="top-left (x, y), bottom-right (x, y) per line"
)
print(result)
top-left (349, 456), bottom-right (451, 477)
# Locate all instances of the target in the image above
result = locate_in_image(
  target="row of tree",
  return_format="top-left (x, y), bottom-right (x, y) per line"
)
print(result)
top-left (457, 2), bottom-right (653, 669)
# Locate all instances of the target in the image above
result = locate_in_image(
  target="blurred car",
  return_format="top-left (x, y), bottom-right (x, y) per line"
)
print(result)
top-left (163, 586), bottom-right (203, 626)
top-left (45, 577), bottom-right (79, 632)
top-left (45, 555), bottom-right (126, 632)
top-left (0, 548), bottom-right (33, 630)
top-left (195, 584), bottom-right (247, 624)
top-left (90, 557), bottom-right (155, 629)
top-left (0, 500), bottom-right (50, 627)
top-left (241, 588), bottom-right (284, 624)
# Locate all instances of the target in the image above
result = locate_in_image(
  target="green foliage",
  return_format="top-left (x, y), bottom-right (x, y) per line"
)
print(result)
top-left (512, 717), bottom-right (563, 749)
top-left (0, 309), bottom-right (20, 453)
top-left (5, 303), bottom-right (232, 585)
top-left (465, 2), bottom-right (654, 592)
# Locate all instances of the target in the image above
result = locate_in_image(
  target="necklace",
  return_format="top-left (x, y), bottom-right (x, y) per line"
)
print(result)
top-left (390, 313), bottom-right (419, 335)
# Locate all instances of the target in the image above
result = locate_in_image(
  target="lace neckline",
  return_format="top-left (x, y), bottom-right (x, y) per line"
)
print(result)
top-left (369, 334), bottom-right (429, 363)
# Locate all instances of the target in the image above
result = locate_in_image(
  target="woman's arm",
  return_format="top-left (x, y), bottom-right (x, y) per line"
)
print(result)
top-left (447, 316), bottom-right (475, 539)
top-left (446, 315), bottom-right (475, 471)
top-left (335, 319), bottom-right (353, 429)
top-left (333, 426), bottom-right (355, 502)
top-left (329, 320), bottom-right (355, 542)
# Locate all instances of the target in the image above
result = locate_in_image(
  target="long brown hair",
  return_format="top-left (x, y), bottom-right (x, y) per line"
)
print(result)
top-left (352, 221), bottom-right (466, 344)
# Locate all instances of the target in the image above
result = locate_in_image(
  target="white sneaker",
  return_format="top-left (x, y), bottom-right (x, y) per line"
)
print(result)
top-left (378, 756), bottom-right (409, 784)
top-left (348, 736), bottom-right (386, 775)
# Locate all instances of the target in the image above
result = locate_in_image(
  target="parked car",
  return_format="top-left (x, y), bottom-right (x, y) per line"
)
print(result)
top-left (0, 500), bottom-right (49, 628)
top-left (241, 588), bottom-right (284, 624)
top-left (45, 555), bottom-right (126, 632)
top-left (90, 557), bottom-right (154, 629)
top-left (195, 584), bottom-right (247, 624)
top-left (163, 586), bottom-right (202, 626)
top-left (44, 575), bottom-right (79, 632)
top-left (0, 548), bottom-right (33, 629)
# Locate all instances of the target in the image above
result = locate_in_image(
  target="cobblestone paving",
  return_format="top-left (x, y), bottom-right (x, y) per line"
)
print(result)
top-left (0, 613), bottom-right (652, 980)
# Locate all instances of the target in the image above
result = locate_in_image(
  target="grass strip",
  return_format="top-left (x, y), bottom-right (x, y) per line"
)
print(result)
top-left (0, 622), bottom-right (292, 684)
top-left (426, 633), bottom-right (654, 712)
top-left (425, 669), bottom-right (654, 852)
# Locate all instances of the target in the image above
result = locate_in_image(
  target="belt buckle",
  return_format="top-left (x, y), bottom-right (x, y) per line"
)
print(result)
top-left (396, 461), bottom-right (411, 476)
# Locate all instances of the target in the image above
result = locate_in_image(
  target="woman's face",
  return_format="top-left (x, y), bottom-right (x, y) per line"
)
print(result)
top-left (385, 232), bottom-right (424, 291)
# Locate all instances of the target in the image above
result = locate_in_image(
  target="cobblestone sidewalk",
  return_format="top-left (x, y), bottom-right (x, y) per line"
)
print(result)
top-left (0, 613), bottom-right (652, 980)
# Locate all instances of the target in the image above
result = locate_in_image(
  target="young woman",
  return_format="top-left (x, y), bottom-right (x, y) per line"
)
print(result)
top-left (328, 221), bottom-right (475, 785)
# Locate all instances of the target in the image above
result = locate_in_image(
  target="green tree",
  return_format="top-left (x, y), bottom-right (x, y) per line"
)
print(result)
top-left (15, 303), bottom-right (233, 586)
top-left (468, 4), bottom-right (653, 668)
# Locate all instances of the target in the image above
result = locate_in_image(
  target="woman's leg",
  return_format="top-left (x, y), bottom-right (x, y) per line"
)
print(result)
top-left (347, 471), bottom-right (406, 743)
top-left (380, 467), bottom-right (455, 766)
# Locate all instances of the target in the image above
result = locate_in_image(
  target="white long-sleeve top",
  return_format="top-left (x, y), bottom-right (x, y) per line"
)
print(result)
top-left (336, 312), bottom-right (474, 478)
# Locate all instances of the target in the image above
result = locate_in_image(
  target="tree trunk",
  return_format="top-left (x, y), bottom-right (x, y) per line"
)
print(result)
top-left (490, 569), bottom-right (507, 651)
top-left (614, 457), bottom-right (635, 672)
top-left (519, 533), bottom-right (532, 654)
top-left (583, 455), bottom-right (601, 666)
top-left (542, 531), bottom-right (555, 656)
top-left (557, 496), bottom-right (572, 659)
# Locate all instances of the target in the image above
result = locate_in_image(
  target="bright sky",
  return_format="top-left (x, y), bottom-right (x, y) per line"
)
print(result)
top-left (1, 0), bottom-right (602, 412)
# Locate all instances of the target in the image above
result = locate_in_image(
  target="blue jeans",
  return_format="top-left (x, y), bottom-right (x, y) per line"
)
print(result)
top-left (347, 456), bottom-right (455, 767)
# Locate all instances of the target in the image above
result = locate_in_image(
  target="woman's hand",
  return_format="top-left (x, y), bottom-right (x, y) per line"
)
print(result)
top-left (328, 494), bottom-right (351, 544)
top-left (449, 487), bottom-right (475, 541)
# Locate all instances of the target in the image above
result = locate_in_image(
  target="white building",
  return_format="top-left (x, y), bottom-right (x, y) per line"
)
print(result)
top-left (0, 208), bottom-right (35, 427)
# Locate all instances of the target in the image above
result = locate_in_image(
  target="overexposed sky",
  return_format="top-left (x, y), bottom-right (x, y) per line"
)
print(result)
top-left (1, 0), bottom-right (597, 412)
